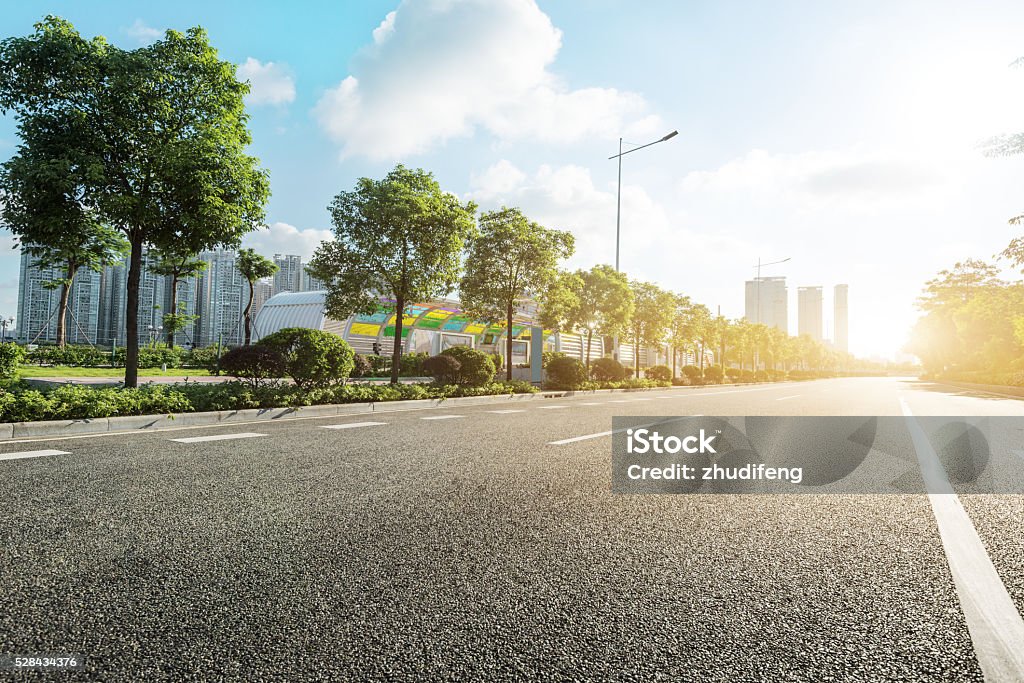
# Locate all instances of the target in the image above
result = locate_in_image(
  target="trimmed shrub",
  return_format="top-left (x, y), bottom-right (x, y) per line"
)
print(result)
top-left (703, 366), bottom-right (724, 383)
top-left (257, 328), bottom-right (355, 390)
top-left (542, 351), bottom-right (566, 369)
top-left (490, 353), bottom-right (504, 374)
top-left (591, 356), bottom-right (626, 382)
top-left (646, 364), bottom-right (672, 382)
top-left (439, 346), bottom-right (495, 386)
top-left (682, 365), bottom-right (702, 383)
top-left (187, 345), bottom-right (225, 371)
top-left (725, 368), bottom-right (742, 380)
top-left (113, 346), bottom-right (189, 369)
top-left (754, 370), bottom-right (770, 382)
top-left (423, 354), bottom-right (462, 385)
top-left (545, 356), bottom-right (589, 389)
top-left (0, 344), bottom-right (25, 379)
top-left (350, 353), bottom-right (373, 378)
top-left (28, 345), bottom-right (107, 367)
top-left (219, 346), bottom-right (287, 388)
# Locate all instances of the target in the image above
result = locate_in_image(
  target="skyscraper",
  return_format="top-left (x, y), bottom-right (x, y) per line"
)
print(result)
top-left (16, 251), bottom-right (101, 345)
top-left (96, 250), bottom-right (166, 347)
top-left (834, 284), bottom-right (849, 353)
top-left (273, 254), bottom-right (303, 295)
top-left (197, 249), bottom-right (244, 347)
top-left (744, 276), bottom-right (788, 333)
top-left (798, 286), bottom-right (823, 341)
top-left (301, 268), bottom-right (325, 292)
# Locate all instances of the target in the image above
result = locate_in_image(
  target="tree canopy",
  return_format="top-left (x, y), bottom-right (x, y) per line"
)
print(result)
top-left (0, 16), bottom-right (269, 385)
top-left (459, 207), bottom-right (574, 380)
top-left (307, 165), bottom-right (477, 384)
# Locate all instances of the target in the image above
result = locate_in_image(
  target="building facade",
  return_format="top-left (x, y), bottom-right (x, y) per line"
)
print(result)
top-left (196, 249), bottom-right (245, 347)
top-left (744, 276), bottom-right (788, 333)
top-left (273, 254), bottom-right (303, 296)
top-left (834, 284), bottom-right (849, 353)
top-left (798, 286), bottom-right (823, 341)
top-left (16, 251), bottom-right (101, 345)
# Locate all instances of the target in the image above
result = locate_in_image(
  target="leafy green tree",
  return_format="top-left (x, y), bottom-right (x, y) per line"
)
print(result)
top-left (627, 280), bottom-right (675, 378)
top-left (668, 294), bottom-right (696, 378)
top-left (149, 247), bottom-right (207, 348)
top-left (236, 248), bottom-right (278, 346)
top-left (0, 17), bottom-right (270, 387)
top-left (540, 264), bottom-right (633, 369)
top-left (459, 207), bottom-right (574, 381)
top-left (307, 165), bottom-right (477, 384)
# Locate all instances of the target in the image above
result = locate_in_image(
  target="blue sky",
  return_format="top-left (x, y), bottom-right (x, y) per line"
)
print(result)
top-left (2, 0), bottom-right (1024, 358)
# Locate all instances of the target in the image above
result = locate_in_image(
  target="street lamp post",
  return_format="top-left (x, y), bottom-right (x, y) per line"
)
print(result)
top-left (608, 130), bottom-right (678, 360)
top-left (753, 257), bottom-right (790, 370)
top-left (0, 316), bottom-right (13, 343)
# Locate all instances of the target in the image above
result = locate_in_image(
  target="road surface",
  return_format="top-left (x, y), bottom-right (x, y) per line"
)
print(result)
top-left (2, 377), bottom-right (1024, 681)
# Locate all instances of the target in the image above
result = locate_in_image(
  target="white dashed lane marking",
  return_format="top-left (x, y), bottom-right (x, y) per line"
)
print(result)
top-left (420, 415), bottom-right (463, 421)
top-left (170, 433), bottom-right (266, 444)
top-left (537, 405), bottom-right (568, 410)
top-left (0, 449), bottom-right (69, 461)
top-left (486, 410), bottom-right (526, 414)
top-left (321, 422), bottom-right (387, 430)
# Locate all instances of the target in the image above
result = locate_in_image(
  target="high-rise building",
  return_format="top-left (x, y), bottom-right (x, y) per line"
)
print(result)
top-left (196, 249), bottom-right (244, 347)
top-left (17, 251), bottom-right (101, 345)
top-left (164, 274), bottom-right (199, 347)
top-left (96, 251), bottom-right (166, 347)
top-left (834, 284), bottom-right (849, 353)
top-left (251, 279), bottom-right (274, 318)
top-left (301, 268), bottom-right (325, 292)
top-left (273, 254), bottom-right (303, 295)
top-left (744, 276), bottom-right (788, 333)
top-left (798, 286), bottom-right (823, 341)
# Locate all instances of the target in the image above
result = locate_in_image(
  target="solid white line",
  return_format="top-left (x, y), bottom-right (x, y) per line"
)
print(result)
top-left (486, 409), bottom-right (526, 414)
top-left (775, 395), bottom-right (800, 401)
top-left (321, 422), bottom-right (387, 430)
top-left (0, 449), bottom-right (69, 461)
top-left (538, 405), bottom-right (568, 410)
top-left (900, 400), bottom-right (1024, 680)
top-left (420, 415), bottom-right (463, 420)
top-left (170, 432), bottom-right (266, 444)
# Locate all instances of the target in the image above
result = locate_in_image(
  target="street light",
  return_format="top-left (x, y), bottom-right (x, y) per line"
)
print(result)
top-left (609, 130), bottom-right (678, 272)
top-left (608, 130), bottom-right (678, 361)
top-left (0, 316), bottom-right (13, 343)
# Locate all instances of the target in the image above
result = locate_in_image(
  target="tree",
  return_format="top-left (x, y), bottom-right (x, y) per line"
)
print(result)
top-left (0, 17), bottom-right (270, 387)
top-left (540, 264), bottom-right (633, 369)
top-left (982, 56), bottom-right (1024, 226)
top-left (236, 248), bottom-right (278, 346)
top-left (149, 247), bottom-right (206, 348)
top-left (307, 165), bottom-right (477, 385)
top-left (627, 280), bottom-right (675, 378)
top-left (669, 294), bottom-right (696, 378)
top-left (0, 104), bottom-right (127, 346)
top-left (459, 207), bottom-right (574, 381)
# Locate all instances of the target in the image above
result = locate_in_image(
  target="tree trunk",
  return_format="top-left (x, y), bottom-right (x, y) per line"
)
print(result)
top-left (585, 328), bottom-right (593, 370)
top-left (243, 279), bottom-right (255, 346)
top-left (124, 235), bottom-right (144, 389)
top-left (166, 274), bottom-right (179, 348)
top-left (672, 347), bottom-right (677, 378)
top-left (506, 304), bottom-right (514, 382)
top-left (699, 341), bottom-right (705, 372)
top-left (56, 261), bottom-right (77, 348)
top-left (390, 295), bottom-right (404, 385)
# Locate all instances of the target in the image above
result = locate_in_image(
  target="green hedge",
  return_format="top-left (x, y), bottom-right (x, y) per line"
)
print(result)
top-left (27, 345), bottom-right (108, 367)
top-left (113, 346), bottom-right (189, 369)
top-left (0, 379), bottom-right (538, 423)
top-left (0, 344), bottom-right (26, 379)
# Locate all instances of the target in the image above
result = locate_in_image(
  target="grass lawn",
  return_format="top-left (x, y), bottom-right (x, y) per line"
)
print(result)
top-left (19, 366), bottom-right (214, 378)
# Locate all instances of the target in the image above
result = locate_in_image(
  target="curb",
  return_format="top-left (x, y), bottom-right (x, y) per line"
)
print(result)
top-left (1, 391), bottom-right (562, 441)
top-left (0, 378), bottom-right (820, 441)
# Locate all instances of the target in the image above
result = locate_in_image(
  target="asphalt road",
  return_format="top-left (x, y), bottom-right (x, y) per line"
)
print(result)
top-left (2, 377), bottom-right (1023, 681)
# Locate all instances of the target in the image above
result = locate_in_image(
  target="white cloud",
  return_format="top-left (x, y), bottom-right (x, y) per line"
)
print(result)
top-left (314, 0), bottom-right (663, 159)
top-left (124, 19), bottom-right (161, 45)
top-left (237, 58), bottom-right (296, 106)
top-left (241, 222), bottom-right (333, 261)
